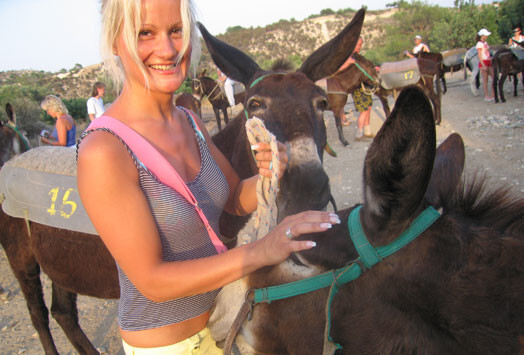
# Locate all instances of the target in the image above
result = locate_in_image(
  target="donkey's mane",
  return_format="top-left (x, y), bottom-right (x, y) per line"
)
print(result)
top-left (444, 173), bottom-right (524, 235)
top-left (270, 58), bottom-right (294, 72)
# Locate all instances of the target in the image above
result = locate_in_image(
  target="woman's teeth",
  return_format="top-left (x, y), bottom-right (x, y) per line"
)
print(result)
top-left (150, 64), bottom-right (176, 71)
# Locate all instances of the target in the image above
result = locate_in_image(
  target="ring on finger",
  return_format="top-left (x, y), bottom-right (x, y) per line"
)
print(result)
top-left (285, 227), bottom-right (293, 239)
top-left (269, 161), bottom-right (273, 170)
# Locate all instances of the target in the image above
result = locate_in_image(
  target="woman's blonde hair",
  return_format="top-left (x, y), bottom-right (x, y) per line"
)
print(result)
top-left (40, 95), bottom-right (69, 115)
top-left (100, 0), bottom-right (201, 90)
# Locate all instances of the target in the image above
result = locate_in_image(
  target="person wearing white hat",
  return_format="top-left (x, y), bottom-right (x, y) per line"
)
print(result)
top-left (476, 28), bottom-right (494, 101)
top-left (406, 35), bottom-right (430, 58)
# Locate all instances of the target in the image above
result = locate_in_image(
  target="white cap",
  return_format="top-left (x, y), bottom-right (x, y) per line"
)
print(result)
top-left (478, 28), bottom-right (491, 36)
top-left (415, 35), bottom-right (422, 40)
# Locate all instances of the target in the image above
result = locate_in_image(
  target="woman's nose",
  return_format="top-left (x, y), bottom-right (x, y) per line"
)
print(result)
top-left (156, 34), bottom-right (179, 59)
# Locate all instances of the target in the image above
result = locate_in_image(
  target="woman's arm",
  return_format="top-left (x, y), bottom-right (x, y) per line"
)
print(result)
top-left (78, 131), bottom-right (335, 302)
top-left (41, 117), bottom-right (68, 146)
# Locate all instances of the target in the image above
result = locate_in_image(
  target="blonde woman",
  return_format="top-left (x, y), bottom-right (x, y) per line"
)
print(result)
top-left (77, 0), bottom-right (338, 354)
top-left (40, 95), bottom-right (76, 147)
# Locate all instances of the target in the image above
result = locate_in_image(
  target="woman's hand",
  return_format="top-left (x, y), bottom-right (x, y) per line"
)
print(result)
top-left (252, 141), bottom-right (288, 179)
top-left (255, 211), bottom-right (341, 266)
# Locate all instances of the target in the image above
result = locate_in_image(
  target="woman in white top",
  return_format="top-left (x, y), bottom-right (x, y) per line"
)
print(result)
top-left (509, 26), bottom-right (524, 48)
top-left (86, 82), bottom-right (106, 120)
top-left (406, 35), bottom-right (429, 58)
top-left (476, 28), bottom-right (494, 101)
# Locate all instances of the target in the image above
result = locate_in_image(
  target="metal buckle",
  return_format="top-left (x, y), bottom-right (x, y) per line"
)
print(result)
top-left (244, 289), bottom-right (255, 321)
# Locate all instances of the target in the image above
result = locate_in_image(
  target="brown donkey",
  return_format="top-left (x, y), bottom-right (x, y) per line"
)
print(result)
top-left (492, 48), bottom-right (524, 103)
top-left (0, 9), bottom-right (367, 354)
top-left (192, 70), bottom-right (246, 130)
top-left (0, 103), bottom-right (31, 165)
top-left (327, 53), bottom-right (442, 146)
top-left (213, 87), bottom-right (524, 354)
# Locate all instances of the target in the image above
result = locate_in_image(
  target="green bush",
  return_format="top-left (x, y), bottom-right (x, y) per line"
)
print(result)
top-left (63, 98), bottom-right (88, 121)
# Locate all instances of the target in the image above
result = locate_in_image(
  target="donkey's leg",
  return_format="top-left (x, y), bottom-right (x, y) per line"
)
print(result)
top-left (50, 283), bottom-right (99, 355)
top-left (223, 107), bottom-right (229, 125)
top-left (9, 258), bottom-right (59, 354)
top-left (334, 112), bottom-right (349, 146)
top-left (513, 74), bottom-right (518, 97)
top-left (213, 107), bottom-right (222, 130)
top-left (493, 69), bottom-right (500, 103)
top-left (500, 73), bottom-right (507, 103)
top-left (378, 95), bottom-right (390, 118)
top-left (441, 75), bottom-right (447, 94)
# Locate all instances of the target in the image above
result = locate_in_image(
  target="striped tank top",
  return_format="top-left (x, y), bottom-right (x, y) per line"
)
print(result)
top-left (80, 109), bottom-right (230, 331)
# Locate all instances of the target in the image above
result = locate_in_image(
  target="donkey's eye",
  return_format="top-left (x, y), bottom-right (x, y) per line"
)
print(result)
top-left (316, 98), bottom-right (329, 111)
top-left (247, 98), bottom-right (264, 111)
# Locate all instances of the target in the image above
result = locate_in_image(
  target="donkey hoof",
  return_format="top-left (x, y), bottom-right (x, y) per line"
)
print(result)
top-left (341, 139), bottom-right (350, 147)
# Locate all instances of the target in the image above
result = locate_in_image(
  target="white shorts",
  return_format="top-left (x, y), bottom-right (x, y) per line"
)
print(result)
top-left (122, 328), bottom-right (222, 355)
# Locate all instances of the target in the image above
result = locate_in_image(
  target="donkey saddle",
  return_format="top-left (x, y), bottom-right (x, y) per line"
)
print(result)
top-left (379, 58), bottom-right (420, 90)
top-left (0, 146), bottom-right (98, 235)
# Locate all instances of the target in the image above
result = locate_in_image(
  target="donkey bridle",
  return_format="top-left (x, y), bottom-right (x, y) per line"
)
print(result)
top-left (224, 205), bottom-right (440, 354)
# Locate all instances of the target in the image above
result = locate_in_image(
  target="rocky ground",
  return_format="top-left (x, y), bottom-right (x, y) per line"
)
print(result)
top-left (0, 71), bottom-right (523, 354)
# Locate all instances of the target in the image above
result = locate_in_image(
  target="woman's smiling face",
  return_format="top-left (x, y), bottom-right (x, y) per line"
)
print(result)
top-left (116, 0), bottom-right (190, 95)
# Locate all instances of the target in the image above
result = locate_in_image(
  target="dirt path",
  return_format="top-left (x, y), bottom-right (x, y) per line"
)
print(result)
top-left (1, 72), bottom-right (523, 354)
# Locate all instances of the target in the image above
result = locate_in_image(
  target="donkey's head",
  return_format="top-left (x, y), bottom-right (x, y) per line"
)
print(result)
top-left (200, 9), bottom-right (366, 218)
top-left (0, 103), bottom-right (30, 167)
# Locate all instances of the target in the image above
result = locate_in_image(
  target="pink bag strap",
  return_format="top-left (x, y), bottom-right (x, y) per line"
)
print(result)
top-left (86, 113), bottom-right (227, 254)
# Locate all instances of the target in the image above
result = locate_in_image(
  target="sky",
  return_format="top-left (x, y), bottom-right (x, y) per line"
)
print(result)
top-left (0, 0), bottom-right (496, 72)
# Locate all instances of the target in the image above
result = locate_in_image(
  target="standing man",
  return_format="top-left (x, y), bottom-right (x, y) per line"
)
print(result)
top-left (406, 35), bottom-right (430, 58)
top-left (87, 82), bottom-right (106, 121)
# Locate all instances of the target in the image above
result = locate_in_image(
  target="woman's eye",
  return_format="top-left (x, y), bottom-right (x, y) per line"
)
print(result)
top-left (172, 28), bottom-right (183, 37)
top-left (138, 30), bottom-right (151, 37)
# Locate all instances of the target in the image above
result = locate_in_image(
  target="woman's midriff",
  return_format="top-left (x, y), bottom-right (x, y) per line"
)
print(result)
top-left (120, 311), bottom-right (210, 348)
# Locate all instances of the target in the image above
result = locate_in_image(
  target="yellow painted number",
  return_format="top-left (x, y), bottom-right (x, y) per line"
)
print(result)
top-left (47, 187), bottom-right (59, 216)
top-left (47, 187), bottom-right (77, 219)
top-left (404, 70), bottom-right (414, 80)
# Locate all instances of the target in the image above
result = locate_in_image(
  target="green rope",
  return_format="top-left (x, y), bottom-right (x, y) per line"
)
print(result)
top-left (6, 122), bottom-right (30, 151)
top-left (252, 205), bottom-right (441, 353)
top-left (354, 62), bottom-right (377, 83)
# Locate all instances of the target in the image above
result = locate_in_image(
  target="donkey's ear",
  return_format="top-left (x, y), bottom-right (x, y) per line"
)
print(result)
top-left (424, 133), bottom-right (465, 209)
top-left (298, 8), bottom-right (365, 82)
top-left (6, 103), bottom-right (15, 123)
top-left (362, 87), bottom-right (436, 228)
top-left (198, 23), bottom-right (262, 86)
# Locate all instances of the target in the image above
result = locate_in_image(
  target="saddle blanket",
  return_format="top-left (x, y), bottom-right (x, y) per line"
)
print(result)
top-left (0, 146), bottom-right (98, 235)
top-left (442, 48), bottom-right (467, 67)
top-left (511, 48), bottom-right (524, 61)
top-left (379, 58), bottom-right (420, 90)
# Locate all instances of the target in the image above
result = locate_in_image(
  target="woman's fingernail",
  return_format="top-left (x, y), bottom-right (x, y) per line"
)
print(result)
top-left (330, 216), bottom-right (341, 224)
top-left (320, 223), bottom-right (332, 229)
top-left (251, 144), bottom-right (259, 150)
top-left (307, 241), bottom-right (317, 247)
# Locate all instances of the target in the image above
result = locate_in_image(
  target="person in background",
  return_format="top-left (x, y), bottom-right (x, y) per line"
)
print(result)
top-left (87, 82), bottom-right (106, 121)
top-left (509, 26), bottom-right (524, 48)
top-left (476, 28), bottom-right (494, 101)
top-left (331, 36), bottom-right (374, 140)
top-left (77, 0), bottom-right (337, 353)
top-left (406, 35), bottom-right (430, 58)
top-left (40, 95), bottom-right (76, 147)
top-left (217, 67), bottom-right (236, 107)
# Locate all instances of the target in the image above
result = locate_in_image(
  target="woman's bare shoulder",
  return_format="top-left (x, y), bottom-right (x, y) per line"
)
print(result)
top-left (77, 130), bottom-right (137, 178)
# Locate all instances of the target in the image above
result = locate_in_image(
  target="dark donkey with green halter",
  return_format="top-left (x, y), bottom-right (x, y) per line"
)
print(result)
top-left (205, 9), bottom-right (367, 244)
top-left (211, 87), bottom-right (524, 354)
top-left (0, 103), bottom-right (31, 166)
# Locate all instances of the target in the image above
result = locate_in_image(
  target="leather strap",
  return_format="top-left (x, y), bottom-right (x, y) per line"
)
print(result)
top-left (224, 297), bottom-right (253, 355)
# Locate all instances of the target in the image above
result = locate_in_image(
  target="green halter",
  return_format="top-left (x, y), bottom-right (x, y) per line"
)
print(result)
top-left (354, 62), bottom-right (377, 83)
top-left (6, 122), bottom-right (31, 151)
top-left (251, 205), bottom-right (441, 352)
